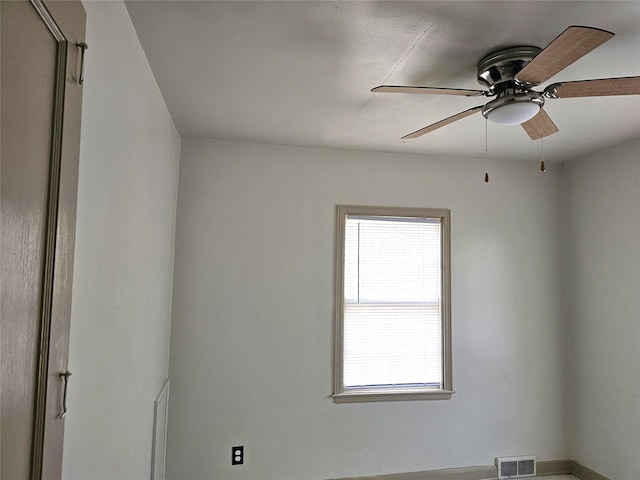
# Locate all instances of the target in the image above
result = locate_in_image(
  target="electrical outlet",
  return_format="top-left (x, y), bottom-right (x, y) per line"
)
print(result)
top-left (232, 446), bottom-right (244, 465)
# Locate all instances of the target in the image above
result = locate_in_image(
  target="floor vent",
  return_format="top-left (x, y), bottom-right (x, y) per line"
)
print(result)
top-left (495, 455), bottom-right (536, 479)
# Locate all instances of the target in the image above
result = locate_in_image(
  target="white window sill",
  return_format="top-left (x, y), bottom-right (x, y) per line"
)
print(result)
top-left (333, 388), bottom-right (455, 403)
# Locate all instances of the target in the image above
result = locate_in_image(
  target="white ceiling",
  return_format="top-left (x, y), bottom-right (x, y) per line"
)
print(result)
top-left (124, 1), bottom-right (640, 162)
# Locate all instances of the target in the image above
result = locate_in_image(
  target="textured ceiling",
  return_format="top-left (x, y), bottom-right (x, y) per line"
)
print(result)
top-left (125, 1), bottom-right (640, 162)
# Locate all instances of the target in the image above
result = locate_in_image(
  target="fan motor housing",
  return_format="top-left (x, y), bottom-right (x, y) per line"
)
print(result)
top-left (477, 46), bottom-right (542, 92)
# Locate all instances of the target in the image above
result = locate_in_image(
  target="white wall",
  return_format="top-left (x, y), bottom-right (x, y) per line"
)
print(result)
top-left (62, 2), bottom-right (180, 479)
top-left (168, 139), bottom-right (569, 480)
top-left (564, 139), bottom-right (640, 479)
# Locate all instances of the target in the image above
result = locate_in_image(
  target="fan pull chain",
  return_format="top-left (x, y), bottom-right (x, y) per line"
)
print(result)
top-left (540, 136), bottom-right (546, 173)
top-left (484, 118), bottom-right (490, 183)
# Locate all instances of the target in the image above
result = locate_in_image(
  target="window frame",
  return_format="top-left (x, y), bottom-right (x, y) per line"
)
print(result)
top-left (333, 205), bottom-right (454, 403)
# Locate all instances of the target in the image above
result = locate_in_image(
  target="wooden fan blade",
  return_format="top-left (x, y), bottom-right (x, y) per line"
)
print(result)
top-left (547, 76), bottom-right (640, 98)
top-left (372, 85), bottom-right (487, 97)
top-left (521, 108), bottom-right (559, 140)
top-left (516, 26), bottom-right (614, 85)
top-left (402, 106), bottom-right (483, 140)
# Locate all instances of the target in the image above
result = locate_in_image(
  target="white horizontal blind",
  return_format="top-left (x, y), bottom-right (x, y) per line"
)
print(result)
top-left (343, 215), bottom-right (442, 389)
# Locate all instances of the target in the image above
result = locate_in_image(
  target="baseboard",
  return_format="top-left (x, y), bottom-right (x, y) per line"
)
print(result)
top-left (537, 459), bottom-right (573, 475)
top-left (327, 459), bottom-right (609, 480)
top-left (327, 465), bottom-right (497, 480)
top-left (570, 461), bottom-right (609, 480)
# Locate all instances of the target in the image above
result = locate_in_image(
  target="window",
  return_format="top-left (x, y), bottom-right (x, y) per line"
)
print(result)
top-left (333, 205), bottom-right (453, 402)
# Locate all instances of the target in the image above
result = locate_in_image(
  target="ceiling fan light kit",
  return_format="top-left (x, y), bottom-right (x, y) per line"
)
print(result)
top-left (482, 93), bottom-right (543, 125)
top-left (371, 25), bottom-right (640, 141)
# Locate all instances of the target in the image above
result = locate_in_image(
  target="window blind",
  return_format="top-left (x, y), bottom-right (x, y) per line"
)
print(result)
top-left (343, 215), bottom-right (443, 389)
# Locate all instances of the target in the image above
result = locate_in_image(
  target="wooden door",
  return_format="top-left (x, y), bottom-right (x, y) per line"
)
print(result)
top-left (1, 1), bottom-right (85, 478)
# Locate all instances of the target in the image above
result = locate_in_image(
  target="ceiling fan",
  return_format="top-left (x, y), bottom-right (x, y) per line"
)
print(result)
top-left (372, 26), bottom-right (640, 141)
